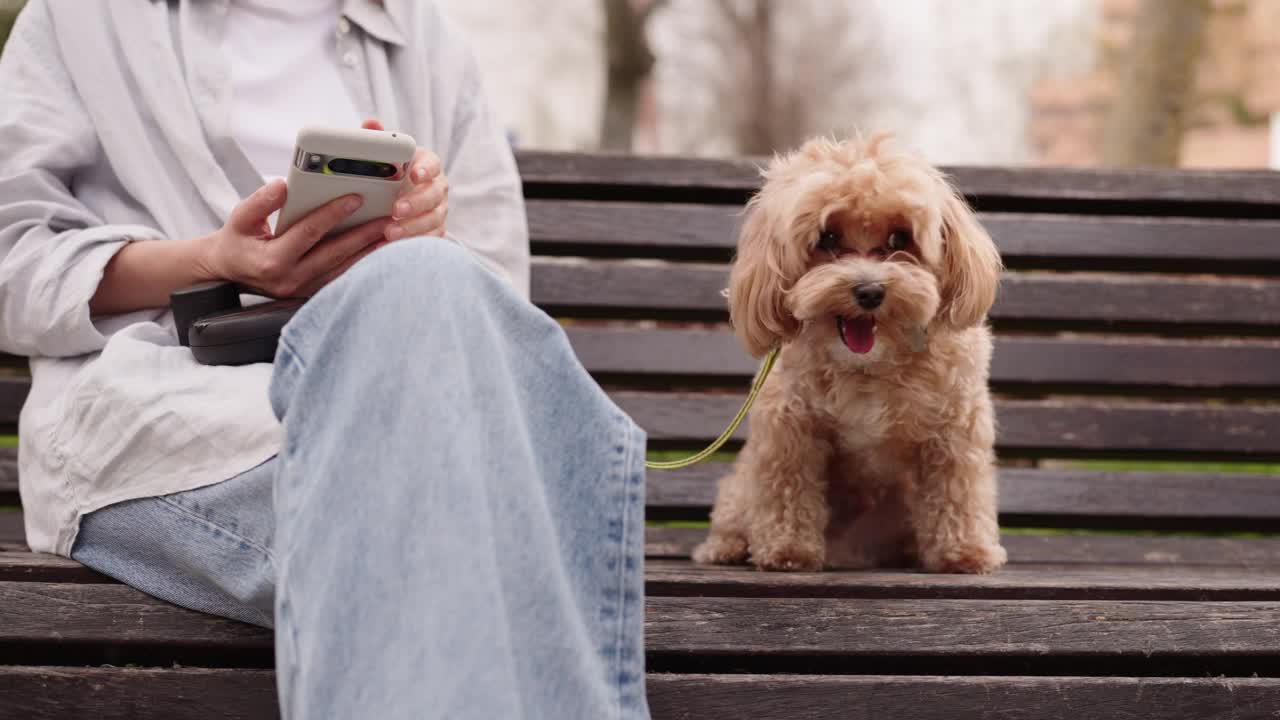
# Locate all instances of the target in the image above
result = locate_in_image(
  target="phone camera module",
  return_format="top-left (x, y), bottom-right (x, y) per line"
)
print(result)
top-left (306, 154), bottom-right (324, 171)
top-left (327, 158), bottom-right (397, 178)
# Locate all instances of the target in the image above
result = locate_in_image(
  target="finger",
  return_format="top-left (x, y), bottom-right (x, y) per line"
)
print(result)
top-left (276, 193), bottom-right (364, 259)
top-left (230, 180), bottom-right (287, 235)
top-left (297, 216), bottom-right (391, 280)
top-left (409, 149), bottom-right (442, 184)
top-left (392, 180), bottom-right (446, 220)
top-left (387, 201), bottom-right (447, 241)
top-left (362, 118), bottom-right (385, 131)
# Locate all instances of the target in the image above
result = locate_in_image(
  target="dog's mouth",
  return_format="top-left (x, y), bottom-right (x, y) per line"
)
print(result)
top-left (836, 315), bottom-right (876, 354)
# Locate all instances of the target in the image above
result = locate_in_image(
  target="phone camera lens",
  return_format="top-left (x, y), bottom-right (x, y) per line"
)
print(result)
top-left (306, 154), bottom-right (323, 170)
top-left (327, 158), bottom-right (396, 177)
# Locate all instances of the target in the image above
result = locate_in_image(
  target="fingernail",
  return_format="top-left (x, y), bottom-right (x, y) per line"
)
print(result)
top-left (386, 224), bottom-right (404, 241)
top-left (344, 196), bottom-right (363, 212)
top-left (413, 168), bottom-right (426, 182)
top-left (394, 201), bottom-right (410, 217)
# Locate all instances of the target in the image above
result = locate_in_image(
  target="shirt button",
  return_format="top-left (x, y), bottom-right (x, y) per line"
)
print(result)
top-left (337, 17), bottom-right (351, 34)
top-left (343, 51), bottom-right (359, 67)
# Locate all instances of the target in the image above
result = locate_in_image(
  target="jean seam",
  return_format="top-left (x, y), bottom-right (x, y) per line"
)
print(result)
top-left (153, 493), bottom-right (276, 562)
top-left (621, 418), bottom-right (645, 714)
top-left (608, 408), bottom-right (647, 718)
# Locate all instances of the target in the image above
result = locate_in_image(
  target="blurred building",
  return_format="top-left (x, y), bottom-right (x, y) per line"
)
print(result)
top-left (1032, 0), bottom-right (1280, 168)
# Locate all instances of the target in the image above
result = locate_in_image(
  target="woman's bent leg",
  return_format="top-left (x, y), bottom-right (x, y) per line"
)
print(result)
top-left (71, 459), bottom-right (278, 629)
top-left (269, 238), bottom-right (649, 720)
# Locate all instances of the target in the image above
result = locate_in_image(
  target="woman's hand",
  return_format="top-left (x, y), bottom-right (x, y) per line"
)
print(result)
top-left (362, 119), bottom-right (449, 241)
top-left (89, 181), bottom-right (390, 315)
top-left (199, 179), bottom-right (392, 298)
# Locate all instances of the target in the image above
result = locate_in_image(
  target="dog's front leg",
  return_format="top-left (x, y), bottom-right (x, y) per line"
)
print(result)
top-left (910, 411), bottom-right (1006, 574)
top-left (743, 409), bottom-right (832, 572)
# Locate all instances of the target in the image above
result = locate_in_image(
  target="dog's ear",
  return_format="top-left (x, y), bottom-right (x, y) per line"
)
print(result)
top-left (938, 187), bottom-right (1002, 329)
top-left (727, 193), bottom-right (801, 357)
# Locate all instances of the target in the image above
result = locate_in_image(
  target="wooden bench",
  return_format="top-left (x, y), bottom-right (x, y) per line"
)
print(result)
top-left (3, 151), bottom-right (1280, 718)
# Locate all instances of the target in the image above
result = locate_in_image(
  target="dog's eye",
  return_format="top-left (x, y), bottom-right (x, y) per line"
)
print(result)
top-left (887, 229), bottom-right (912, 251)
top-left (817, 229), bottom-right (841, 252)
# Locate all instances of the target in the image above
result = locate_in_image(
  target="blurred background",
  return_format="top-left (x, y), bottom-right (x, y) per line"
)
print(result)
top-left (2, 0), bottom-right (1278, 168)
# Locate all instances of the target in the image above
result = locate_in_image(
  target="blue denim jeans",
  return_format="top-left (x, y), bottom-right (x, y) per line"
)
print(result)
top-left (71, 238), bottom-right (650, 719)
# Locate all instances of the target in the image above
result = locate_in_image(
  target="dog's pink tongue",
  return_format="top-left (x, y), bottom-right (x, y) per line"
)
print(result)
top-left (841, 316), bottom-right (876, 354)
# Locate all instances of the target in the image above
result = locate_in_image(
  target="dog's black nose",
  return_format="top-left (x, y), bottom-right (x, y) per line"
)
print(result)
top-left (853, 282), bottom-right (885, 310)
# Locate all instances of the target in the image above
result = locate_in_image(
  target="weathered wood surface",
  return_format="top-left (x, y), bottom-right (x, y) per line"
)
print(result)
top-left (6, 520), bottom-right (1280, 569)
top-left (567, 326), bottom-right (1280, 391)
top-left (642, 560), bottom-right (1280, 601)
top-left (5, 550), bottom-right (1279, 601)
top-left (646, 674), bottom-right (1280, 720)
top-left (8, 582), bottom-right (1280, 663)
top-left (643, 527), bottom-right (1280, 567)
top-left (527, 200), bottom-right (1280, 269)
top-left (0, 512), bottom-right (22, 545)
top-left (0, 551), bottom-right (110, 584)
top-left (617, 392), bottom-right (1280, 458)
top-left (643, 596), bottom-right (1280, 659)
top-left (7, 388), bottom-right (1277, 460)
top-left (0, 583), bottom-right (270, 649)
top-left (646, 463), bottom-right (1280, 529)
top-left (0, 447), bottom-right (15, 504)
top-left (24, 453), bottom-right (1280, 531)
top-left (0, 666), bottom-right (278, 720)
top-left (531, 259), bottom-right (1280, 329)
top-left (9, 668), bottom-right (1279, 720)
top-left (515, 151), bottom-right (1280, 210)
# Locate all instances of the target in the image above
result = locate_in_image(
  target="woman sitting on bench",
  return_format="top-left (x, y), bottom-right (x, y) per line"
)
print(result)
top-left (0, 2), bottom-right (649, 718)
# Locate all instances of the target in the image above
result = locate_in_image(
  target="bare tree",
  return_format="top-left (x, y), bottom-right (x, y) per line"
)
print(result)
top-left (602, 0), bottom-right (667, 151)
top-left (1102, 0), bottom-right (1210, 167)
top-left (652, 0), bottom-right (880, 156)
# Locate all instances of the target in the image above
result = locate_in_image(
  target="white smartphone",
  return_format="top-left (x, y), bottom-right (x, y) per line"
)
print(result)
top-left (274, 126), bottom-right (418, 238)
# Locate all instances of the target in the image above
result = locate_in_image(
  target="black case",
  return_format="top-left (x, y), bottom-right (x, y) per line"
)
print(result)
top-left (172, 282), bottom-right (303, 365)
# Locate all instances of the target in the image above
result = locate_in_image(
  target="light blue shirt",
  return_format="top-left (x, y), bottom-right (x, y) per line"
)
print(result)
top-left (0, 0), bottom-right (530, 555)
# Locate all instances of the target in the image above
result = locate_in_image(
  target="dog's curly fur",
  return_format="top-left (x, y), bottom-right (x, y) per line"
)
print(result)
top-left (692, 135), bottom-right (1007, 574)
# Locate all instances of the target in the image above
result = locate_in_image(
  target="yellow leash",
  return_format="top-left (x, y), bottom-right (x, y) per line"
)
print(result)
top-left (644, 347), bottom-right (780, 471)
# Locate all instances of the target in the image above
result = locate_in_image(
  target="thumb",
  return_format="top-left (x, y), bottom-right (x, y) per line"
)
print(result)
top-left (229, 180), bottom-right (287, 235)
top-left (362, 118), bottom-right (385, 131)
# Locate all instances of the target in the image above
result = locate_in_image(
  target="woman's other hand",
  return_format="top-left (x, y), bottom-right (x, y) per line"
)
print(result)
top-left (362, 118), bottom-right (448, 241)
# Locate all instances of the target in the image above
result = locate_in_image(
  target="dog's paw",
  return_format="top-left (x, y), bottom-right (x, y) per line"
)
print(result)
top-left (752, 541), bottom-right (824, 572)
top-left (921, 542), bottom-right (1007, 574)
top-left (692, 534), bottom-right (750, 565)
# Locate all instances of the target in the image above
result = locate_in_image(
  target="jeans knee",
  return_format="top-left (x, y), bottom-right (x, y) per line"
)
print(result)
top-left (339, 237), bottom-right (492, 307)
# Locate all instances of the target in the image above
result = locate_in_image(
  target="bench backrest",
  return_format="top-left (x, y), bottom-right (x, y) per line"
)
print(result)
top-left (3, 151), bottom-right (1280, 540)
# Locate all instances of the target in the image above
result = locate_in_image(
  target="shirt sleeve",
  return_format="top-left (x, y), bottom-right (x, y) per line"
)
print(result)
top-left (0, 0), bottom-right (162, 357)
top-left (434, 32), bottom-right (531, 299)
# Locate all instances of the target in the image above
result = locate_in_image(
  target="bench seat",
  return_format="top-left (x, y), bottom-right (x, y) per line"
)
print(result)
top-left (1, 151), bottom-right (1279, 718)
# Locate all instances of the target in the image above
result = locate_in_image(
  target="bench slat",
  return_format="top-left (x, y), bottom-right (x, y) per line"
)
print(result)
top-left (644, 527), bottom-right (1280, 567)
top-left (533, 259), bottom-right (1280, 329)
top-left (10, 667), bottom-right (1277, 720)
top-left (529, 200), bottom-right (1280, 269)
top-left (647, 463), bottom-right (1280, 530)
top-left (647, 674), bottom-right (1280, 720)
top-left (6, 528), bottom-right (1280, 570)
top-left (567, 327), bottom-right (1280, 391)
top-left (642, 560), bottom-right (1280, 601)
top-left (0, 513), bottom-right (21, 545)
top-left (645, 596), bottom-right (1280, 659)
top-left (6, 550), bottom-right (1280, 601)
top-left (1, 447), bottom-right (15, 503)
top-left (7, 385), bottom-right (1276, 458)
top-left (0, 666), bottom-right (278, 720)
top-left (616, 392), bottom-right (1280, 458)
top-left (6, 582), bottom-right (1280, 669)
top-left (7, 452), bottom-right (1280, 530)
top-left (516, 150), bottom-right (1280, 210)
